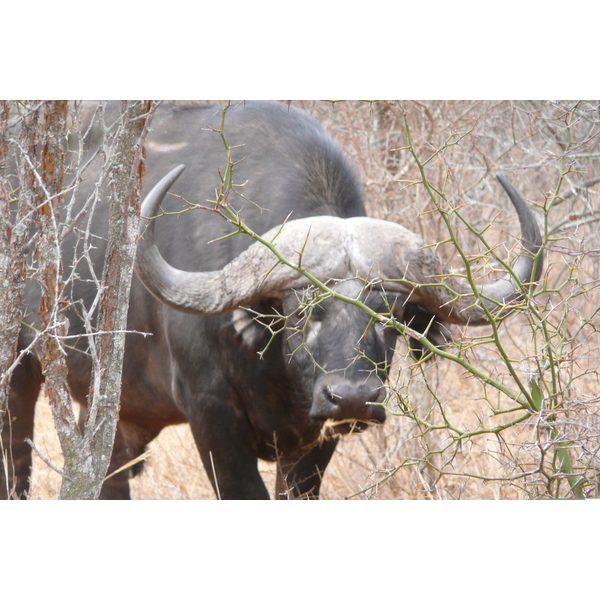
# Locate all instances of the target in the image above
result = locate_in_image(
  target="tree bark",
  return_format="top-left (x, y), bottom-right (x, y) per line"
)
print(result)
top-left (0, 101), bottom-right (21, 435)
top-left (6, 100), bottom-right (156, 499)
top-left (61, 100), bottom-right (156, 499)
top-left (0, 103), bottom-right (46, 432)
top-left (29, 101), bottom-right (84, 496)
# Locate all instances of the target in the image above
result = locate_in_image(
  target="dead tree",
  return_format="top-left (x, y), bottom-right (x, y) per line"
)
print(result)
top-left (1, 100), bottom-right (156, 499)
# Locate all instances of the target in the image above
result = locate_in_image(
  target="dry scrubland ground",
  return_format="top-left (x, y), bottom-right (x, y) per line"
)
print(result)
top-left (25, 101), bottom-right (600, 499)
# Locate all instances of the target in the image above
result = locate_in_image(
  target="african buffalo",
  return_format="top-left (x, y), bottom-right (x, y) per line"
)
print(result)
top-left (2, 101), bottom-right (543, 499)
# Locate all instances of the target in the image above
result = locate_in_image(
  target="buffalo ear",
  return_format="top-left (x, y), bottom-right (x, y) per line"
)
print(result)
top-left (232, 308), bottom-right (267, 351)
top-left (231, 299), bottom-right (285, 354)
top-left (396, 303), bottom-right (453, 361)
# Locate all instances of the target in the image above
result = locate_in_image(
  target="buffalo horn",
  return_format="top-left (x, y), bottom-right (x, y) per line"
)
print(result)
top-left (135, 166), bottom-right (543, 325)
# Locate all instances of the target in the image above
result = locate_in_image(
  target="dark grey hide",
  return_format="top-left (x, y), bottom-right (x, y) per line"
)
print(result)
top-left (2, 101), bottom-right (541, 499)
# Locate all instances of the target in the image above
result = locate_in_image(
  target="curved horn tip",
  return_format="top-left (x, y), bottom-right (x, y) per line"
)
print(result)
top-left (140, 164), bottom-right (186, 220)
top-left (495, 172), bottom-right (540, 226)
top-left (496, 173), bottom-right (515, 193)
top-left (151, 163), bottom-right (186, 193)
top-left (167, 163), bottom-right (186, 182)
top-left (495, 173), bottom-right (533, 212)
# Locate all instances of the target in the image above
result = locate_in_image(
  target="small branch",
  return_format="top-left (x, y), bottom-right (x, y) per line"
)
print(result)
top-left (25, 438), bottom-right (70, 481)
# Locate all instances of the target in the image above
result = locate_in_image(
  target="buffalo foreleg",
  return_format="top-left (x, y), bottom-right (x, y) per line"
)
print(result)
top-left (275, 438), bottom-right (339, 499)
top-left (187, 398), bottom-right (271, 500)
top-left (99, 420), bottom-right (165, 499)
top-left (76, 406), bottom-right (164, 499)
top-left (1, 354), bottom-right (43, 499)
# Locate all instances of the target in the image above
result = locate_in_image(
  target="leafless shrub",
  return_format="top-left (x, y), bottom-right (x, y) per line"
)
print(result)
top-left (1, 101), bottom-right (156, 499)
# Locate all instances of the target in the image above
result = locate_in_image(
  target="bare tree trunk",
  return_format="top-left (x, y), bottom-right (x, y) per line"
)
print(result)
top-left (0, 101), bottom-right (20, 435)
top-left (26, 100), bottom-right (84, 498)
top-left (0, 103), bottom-right (46, 426)
top-left (5, 100), bottom-right (156, 499)
top-left (63, 100), bottom-right (156, 499)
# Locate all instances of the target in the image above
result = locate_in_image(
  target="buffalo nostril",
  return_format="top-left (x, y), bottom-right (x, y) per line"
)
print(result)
top-left (309, 385), bottom-right (340, 420)
top-left (330, 382), bottom-right (381, 407)
top-left (310, 380), bottom-right (386, 423)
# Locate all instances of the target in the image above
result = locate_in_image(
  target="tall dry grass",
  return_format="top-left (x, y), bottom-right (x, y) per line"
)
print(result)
top-left (25, 101), bottom-right (600, 499)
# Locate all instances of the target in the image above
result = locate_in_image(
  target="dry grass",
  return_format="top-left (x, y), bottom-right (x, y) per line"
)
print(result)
top-left (29, 397), bottom-right (277, 500)
top-left (27, 353), bottom-right (547, 500)
top-left (29, 376), bottom-right (514, 500)
top-left (20, 100), bottom-right (600, 499)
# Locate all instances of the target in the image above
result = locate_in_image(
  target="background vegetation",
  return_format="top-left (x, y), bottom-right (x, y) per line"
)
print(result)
top-left (19, 100), bottom-right (600, 499)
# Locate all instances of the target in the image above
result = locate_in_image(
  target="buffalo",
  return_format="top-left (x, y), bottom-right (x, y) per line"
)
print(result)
top-left (2, 101), bottom-right (543, 499)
